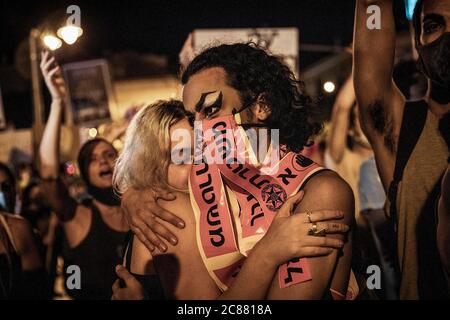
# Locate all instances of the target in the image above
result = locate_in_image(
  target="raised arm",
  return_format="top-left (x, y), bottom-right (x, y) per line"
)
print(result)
top-left (38, 51), bottom-right (77, 222)
top-left (353, 0), bottom-right (405, 190)
top-left (327, 75), bottom-right (356, 164)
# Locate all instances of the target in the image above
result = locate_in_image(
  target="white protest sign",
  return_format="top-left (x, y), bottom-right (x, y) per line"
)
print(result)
top-left (193, 28), bottom-right (299, 75)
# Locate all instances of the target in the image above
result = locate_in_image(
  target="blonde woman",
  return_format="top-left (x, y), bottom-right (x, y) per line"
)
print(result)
top-left (112, 99), bottom-right (352, 300)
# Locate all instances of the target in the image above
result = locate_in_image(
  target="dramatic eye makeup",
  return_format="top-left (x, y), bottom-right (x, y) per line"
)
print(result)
top-left (422, 14), bottom-right (445, 35)
top-left (195, 91), bottom-right (223, 118)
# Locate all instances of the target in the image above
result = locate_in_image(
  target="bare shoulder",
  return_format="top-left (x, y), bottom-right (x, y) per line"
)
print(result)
top-left (3, 213), bottom-right (32, 235)
top-left (2, 213), bottom-right (36, 253)
top-left (300, 170), bottom-right (355, 222)
top-left (303, 170), bottom-right (352, 196)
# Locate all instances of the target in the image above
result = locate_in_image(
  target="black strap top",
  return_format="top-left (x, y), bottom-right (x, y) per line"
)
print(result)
top-left (62, 202), bottom-right (127, 300)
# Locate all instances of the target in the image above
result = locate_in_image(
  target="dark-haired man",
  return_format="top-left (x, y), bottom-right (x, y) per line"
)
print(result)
top-left (354, 0), bottom-right (449, 299)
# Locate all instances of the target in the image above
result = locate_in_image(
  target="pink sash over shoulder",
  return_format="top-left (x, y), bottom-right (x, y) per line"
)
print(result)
top-left (189, 114), bottom-right (358, 299)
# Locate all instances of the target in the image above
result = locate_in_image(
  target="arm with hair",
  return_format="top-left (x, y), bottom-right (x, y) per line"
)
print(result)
top-left (353, 0), bottom-right (405, 191)
top-left (38, 51), bottom-right (77, 222)
top-left (327, 75), bottom-right (355, 164)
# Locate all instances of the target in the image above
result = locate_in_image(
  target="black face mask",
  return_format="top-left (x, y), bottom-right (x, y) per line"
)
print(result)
top-left (417, 32), bottom-right (450, 104)
top-left (87, 185), bottom-right (121, 207)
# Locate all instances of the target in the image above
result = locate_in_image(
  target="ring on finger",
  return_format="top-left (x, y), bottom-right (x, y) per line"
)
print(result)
top-left (308, 222), bottom-right (318, 235)
top-left (308, 223), bottom-right (326, 237)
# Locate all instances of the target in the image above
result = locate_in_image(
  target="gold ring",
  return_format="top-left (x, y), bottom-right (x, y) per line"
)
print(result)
top-left (308, 222), bottom-right (318, 236)
top-left (308, 223), bottom-right (326, 237)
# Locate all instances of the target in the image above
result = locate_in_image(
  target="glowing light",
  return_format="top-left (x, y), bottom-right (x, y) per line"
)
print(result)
top-left (323, 81), bottom-right (336, 93)
top-left (57, 25), bottom-right (83, 45)
top-left (88, 128), bottom-right (98, 138)
top-left (65, 162), bottom-right (76, 175)
top-left (112, 139), bottom-right (123, 150)
top-left (42, 35), bottom-right (62, 51)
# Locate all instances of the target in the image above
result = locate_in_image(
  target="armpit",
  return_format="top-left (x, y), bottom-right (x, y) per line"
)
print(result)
top-left (367, 99), bottom-right (397, 154)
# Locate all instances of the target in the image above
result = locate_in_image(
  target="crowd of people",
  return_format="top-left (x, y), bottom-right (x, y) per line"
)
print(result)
top-left (0, 0), bottom-right (448, 300)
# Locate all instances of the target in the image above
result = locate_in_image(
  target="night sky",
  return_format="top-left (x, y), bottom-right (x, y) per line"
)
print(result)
top-left (0, 0), bottom-right (408, 128)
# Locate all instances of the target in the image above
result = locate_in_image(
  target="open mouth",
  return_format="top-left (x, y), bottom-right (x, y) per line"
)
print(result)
top-left (99, 169), bottom-right (113, 178)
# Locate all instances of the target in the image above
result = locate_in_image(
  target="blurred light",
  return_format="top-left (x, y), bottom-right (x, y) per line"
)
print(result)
top-left (57, 25), bottom-right (83, 45)
top-left (65, 162), bottom-right (76, 175)
top-left (323, 81), bottom-right (336, 93)
top-left (405, 0), bottom-right (419, 20)
top-left (88, 128), bottom-right (98, 138)
top-left (42, 35), bottom-right (62, 51)
top-left (112, 139), bottom-right (123, 150)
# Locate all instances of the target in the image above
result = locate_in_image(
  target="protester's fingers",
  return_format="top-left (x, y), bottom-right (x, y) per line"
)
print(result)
top-left (305, 236), bottom-right (344, 248)
top-left (276, 191), bottom-right (304, 218)
top-left (304, 210), bottom-right (344, 223)
top-left (147, 202), bottom-right (185, 229)
top-left (135, 222), bottom-right (168, 252)
top-left (298, 247), bottom-right (334, 257)
top-left (112, 278), bottom-right (121, 292)
top-left (43, 56), bottom-right (56, 73)
top-left (47, 66), bottom-right (60, 80)
top-left (115, 265), bottom-right (135, 284)
top-left (149, 219), bottom-right (178, 246)
top-left (40, 51), bottom-right (49, 68)
top-left (154, 189), bottom-right (177, 202)
top-left (131, 226), bottom-right (156, 252)
top-left (314, 221), bottom-right (349, 234)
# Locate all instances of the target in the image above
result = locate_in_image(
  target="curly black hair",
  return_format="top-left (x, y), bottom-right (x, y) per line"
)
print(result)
top-left (181, 43), bottom-right (322, 153)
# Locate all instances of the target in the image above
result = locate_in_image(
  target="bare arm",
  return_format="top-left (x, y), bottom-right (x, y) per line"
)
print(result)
top-left (327, 75), bottom-right (356, 164)
top-left (38, 51), bottom-right (77, 222)
top-left (151, 192), bottom-right (347, 300)
top-left (353, 0), bottom-right (405, 190)
top-left (266, 171), bottom-right (354, 299)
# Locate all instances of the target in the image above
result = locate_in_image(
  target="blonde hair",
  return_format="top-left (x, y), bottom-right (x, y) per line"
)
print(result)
top-left (113, 100), bottom-right (188, 194)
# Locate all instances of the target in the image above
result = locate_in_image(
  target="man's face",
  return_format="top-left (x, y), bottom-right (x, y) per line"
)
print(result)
top-left (182, 67), bottom-right (243, 121)
top-left (420, 0), bottom-right (450, 45)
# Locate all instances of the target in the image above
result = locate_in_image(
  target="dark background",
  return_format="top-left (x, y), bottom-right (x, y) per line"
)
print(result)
top-left (0, 0), bottom-right (409, 128)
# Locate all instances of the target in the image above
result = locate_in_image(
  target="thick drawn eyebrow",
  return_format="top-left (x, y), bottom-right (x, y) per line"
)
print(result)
top-left (195, 91), bottom-right (223, 113)
top-left (423, 13), bottom-right (445, 25)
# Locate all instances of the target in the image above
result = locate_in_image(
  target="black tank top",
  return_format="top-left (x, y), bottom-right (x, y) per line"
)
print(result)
top-left (62, 202), bottom-right (127, 300)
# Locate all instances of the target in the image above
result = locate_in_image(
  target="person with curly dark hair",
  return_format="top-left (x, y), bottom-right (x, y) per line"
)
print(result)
top-left (117, 42), bottom-right (356, 300)
top-left (180, 43), bottom-right (323, 154)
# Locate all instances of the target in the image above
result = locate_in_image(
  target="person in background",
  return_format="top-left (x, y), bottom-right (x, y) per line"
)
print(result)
top-left (20, 179), bottom-right (62, 297)
top-left (0, 164), bottom-right (49, 299)
top-left (39, 51), bottom-right (129, 300)
top-left (0, 163), bottom-right (16, 214)
top-left (325, 73), bottom-right (373, 224)
top-left (353, 0), bottom-right (449, 299)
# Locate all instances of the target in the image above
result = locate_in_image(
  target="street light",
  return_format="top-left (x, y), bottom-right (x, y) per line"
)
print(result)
top-left (323, 81), bottom-right (336, 93)
top-left (42, 34), bottom-right (62, 51)
top-left (57, 25), bottom-right (83, 45)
